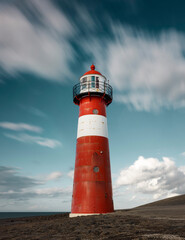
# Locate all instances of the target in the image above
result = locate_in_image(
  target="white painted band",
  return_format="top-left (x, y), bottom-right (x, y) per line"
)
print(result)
top-left (77, 114), bottom-right (108, 139)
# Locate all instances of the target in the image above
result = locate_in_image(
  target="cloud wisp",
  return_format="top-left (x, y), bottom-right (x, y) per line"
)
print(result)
top-left (34, 187), bottom-right (71, 197)
top-left (0, 121), bottom-right (61, 149)
top-left (0, 166), bottom-right (71, 202)
top-left (4, 133), bottom-right (61, 149)
top-left (116, 156), bottom-right (185, 200)
top-left (0, 166), bottom-right (38, 192)
top-left (83, 25), bottom-right (185, 111)
top-left (0, 0), bottom-right (75, 81)
top-left (46, 171), bottom-right (63, 180)
top-left (67, 170), bottom-right (74, 179)
top-left (1, 1), bottom-right (185, 111)
top-left (0, 122), bottom-right (42, 133)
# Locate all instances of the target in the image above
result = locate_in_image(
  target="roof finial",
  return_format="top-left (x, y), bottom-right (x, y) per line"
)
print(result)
top-left (91, 64), bottom-right (95, 70)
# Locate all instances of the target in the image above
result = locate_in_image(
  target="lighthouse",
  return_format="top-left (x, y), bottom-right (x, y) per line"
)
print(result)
top-left (70, 64), bottom-right (114, 217)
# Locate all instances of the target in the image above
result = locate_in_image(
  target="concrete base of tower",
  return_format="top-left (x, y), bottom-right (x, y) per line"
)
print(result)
top-left (69, 213), bottom-right (100, 218)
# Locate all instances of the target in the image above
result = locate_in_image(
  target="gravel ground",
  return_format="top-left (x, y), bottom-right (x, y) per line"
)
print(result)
top-left (0, 206), bottom-right (185, 240)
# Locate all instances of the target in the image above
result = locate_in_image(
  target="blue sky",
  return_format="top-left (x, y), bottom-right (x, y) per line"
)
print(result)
top-left (1, 0), bottom-right (185, 212)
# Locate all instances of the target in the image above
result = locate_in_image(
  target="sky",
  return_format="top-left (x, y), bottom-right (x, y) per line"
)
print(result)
top-left (0, 0), bottom-right (185, 212)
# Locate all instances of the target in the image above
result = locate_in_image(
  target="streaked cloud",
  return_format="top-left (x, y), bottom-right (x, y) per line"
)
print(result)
top-left (46, 171), bottom-right (62, 180)
top-left (0, 122), bottom-right (42, 133)
top-left (4, 133), bottom-right (61, 149)
top-left (74, 3), bottom-right (97, 32)
top-left (0, 0), bottom-right (75, 81)
top-left (0, 187), bottom-right (71, 200)
top-left (1, 1), bottom-right (185, 112)
top-left (81, 25), bottom-right (185, 111)
top-left (29, 0), bottom-right (73, 36)
top-left (35, 187), bottom-right (71, 197)
top-left (0, 166), bottom-right (38, 192)
top-left (0, 166), bottom-right (71, 202)
top-left (116, 156), bottom-right (185, 199)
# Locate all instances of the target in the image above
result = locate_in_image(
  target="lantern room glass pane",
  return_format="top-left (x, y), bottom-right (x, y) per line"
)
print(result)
top-left (81, 77), bottom-right (87, 90)
top-left (91, 76), bottom-right (95, 88)
top-left (96, 77), bottom-right (99, 88)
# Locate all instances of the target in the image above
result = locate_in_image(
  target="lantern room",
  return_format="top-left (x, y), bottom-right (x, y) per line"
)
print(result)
top-left (73, 64), bottom-right (113, 106)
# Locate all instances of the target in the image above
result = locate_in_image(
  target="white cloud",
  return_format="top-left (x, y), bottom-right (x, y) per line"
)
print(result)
top-left (0, 0), bottom-right (75, 81)
top-left (0, 122), bottom-right (42, 133)
top-left (116, 156), bottom-right (185, 199)
top-left (0, 166), bottom-right (39, 192)
top-left (2, 1), bottom-right (185, 111)
top-left (67, 170), bottom-right (74, 179)
top-left (179, 166), bottom-right (185, 174)
top-left (46, 171), bottom-right (62, 180)
top-left (181, 152), bottom-right (185, 157)
top-left (4, 133), bottom-right (61, 149)
top-left (83, 25), bottom-right (185, 111)
top-left (0, 165), bottom-right (71, 211)
top-left (29, 0), bottom-right (73, 37)
top-left (35, 187), bottom-right (71, 196)
top-left (74, 4), bottom-right (97, 32)
top-left (130, 195), bottom-right (136, 201)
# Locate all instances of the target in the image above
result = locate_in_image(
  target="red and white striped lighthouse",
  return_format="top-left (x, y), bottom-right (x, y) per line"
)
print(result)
top-left (70, 64), bottom-right (114, 217)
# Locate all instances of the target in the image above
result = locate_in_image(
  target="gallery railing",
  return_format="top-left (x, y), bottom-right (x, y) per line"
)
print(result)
top-left (73, 81), bottom-right (113, 104)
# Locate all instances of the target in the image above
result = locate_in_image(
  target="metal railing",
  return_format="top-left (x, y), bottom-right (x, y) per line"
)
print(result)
top-left (73, 81), bottom-right (113, 101)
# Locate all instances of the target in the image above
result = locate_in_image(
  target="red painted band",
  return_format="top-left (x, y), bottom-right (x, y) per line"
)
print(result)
top-left (79, 96), bottom-right (106, 117)
top-left (71, 136), bottom-right (114, 214)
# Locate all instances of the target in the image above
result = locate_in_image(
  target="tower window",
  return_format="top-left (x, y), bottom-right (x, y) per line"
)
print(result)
top-left (93, 166), bottom-right (99, 173)
top-left (93, 109), bottom-right (98, 114)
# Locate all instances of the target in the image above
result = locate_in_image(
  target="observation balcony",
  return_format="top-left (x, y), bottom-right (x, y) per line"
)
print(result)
top-left (73, 81), bottom-right (113, 106)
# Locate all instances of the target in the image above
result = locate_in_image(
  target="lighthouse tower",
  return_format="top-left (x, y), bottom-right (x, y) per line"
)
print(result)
top-left (70, 64), bottom-right (114, 217)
